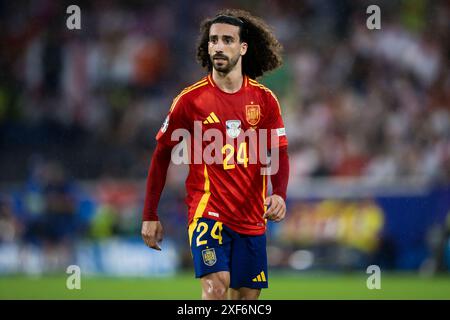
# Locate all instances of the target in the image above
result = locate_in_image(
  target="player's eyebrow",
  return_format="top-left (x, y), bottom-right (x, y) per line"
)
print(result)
top-left (222, 35), bottom-right (235, 41)
top-left (209, 34), bottom-right (236, 41)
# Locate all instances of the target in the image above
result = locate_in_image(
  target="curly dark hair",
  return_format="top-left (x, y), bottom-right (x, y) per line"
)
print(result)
top-left (196, 9), bottom-right (283, 79)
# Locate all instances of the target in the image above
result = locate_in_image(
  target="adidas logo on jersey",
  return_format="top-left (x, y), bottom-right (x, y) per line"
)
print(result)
top-left (203, 112), bottom-right (220, 124)
top-left (252, 271), bottom-right (267, 282)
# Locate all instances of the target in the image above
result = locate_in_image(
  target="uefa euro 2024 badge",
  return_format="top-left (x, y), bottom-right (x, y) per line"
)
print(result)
top-left (226, 120), bottom-right (241, 139)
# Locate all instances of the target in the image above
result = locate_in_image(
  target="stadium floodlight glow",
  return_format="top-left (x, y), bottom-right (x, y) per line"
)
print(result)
top-left (288, 250), bottom-right (314, 271)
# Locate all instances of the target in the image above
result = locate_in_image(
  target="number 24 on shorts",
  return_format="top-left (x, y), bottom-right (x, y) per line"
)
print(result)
top-left (196, 221), bottom-right (223, 246)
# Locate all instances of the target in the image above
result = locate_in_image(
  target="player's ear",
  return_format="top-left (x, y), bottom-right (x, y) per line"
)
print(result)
top-left (240, 42), bottom-right (248, 56)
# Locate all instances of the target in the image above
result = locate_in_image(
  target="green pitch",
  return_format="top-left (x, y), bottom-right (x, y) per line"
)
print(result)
top-left (1, 272), bottom-right (449, 299)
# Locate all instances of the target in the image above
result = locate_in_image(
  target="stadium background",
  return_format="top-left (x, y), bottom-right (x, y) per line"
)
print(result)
top-left (0, 0), bottom-right (449, 299)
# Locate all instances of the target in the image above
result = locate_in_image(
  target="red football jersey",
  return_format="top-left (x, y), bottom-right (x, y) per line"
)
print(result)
top-left (156, 75), bottom-right (288, 235)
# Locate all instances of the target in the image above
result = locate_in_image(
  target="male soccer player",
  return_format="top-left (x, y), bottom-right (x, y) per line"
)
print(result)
top-left (141, 9), bottom-right (289, 300)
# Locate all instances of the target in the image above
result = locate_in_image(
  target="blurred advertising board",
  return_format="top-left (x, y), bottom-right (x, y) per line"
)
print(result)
top-left (0, 238), bottom-right (179, 276)
top-left (274, 179), bottom-right (450, 270)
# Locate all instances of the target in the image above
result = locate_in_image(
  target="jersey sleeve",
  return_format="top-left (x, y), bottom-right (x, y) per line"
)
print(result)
top-left (155, 93), bottom-right (190, 147)
top-left (263, 92), bottom-right (288, 149)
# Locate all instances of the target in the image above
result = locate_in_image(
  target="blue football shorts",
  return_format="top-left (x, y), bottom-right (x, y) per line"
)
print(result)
top-left (189, 217), bottom-right (268, 289)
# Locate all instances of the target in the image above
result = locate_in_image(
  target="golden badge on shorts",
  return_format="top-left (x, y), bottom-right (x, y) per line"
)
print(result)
top-left (245, 104), bottom-right (260, 126)
top-left (202, 248), bottom-right (217, 266)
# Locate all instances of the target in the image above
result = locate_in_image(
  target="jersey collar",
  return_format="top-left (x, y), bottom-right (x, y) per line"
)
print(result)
top-left (208, 74), bottom-right (248, 94)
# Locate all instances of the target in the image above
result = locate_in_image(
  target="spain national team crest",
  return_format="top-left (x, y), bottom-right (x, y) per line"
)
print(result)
top-left (226, 120), bottom-right (241, 139)
top-left (202, 248), bottom-right (217, 266)
top-left (246, 105), bottom-right (260, 126)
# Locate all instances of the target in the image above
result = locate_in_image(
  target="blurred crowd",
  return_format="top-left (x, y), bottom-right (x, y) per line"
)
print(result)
top-left (0, 0), bottom-right (448, 184)
top-left (0, 0), bottom-right (449, 271)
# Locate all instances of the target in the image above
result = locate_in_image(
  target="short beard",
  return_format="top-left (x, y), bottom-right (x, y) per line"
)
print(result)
top-left (211, 54), bottom-right (240, 75)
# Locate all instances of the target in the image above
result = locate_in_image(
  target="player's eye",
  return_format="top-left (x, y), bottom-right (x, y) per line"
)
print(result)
top-left (209, 37), bottom-right (218, 44)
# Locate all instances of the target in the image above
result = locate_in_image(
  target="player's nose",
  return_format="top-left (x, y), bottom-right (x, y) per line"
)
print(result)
top-left (214, 40), bottom-right (225, 51)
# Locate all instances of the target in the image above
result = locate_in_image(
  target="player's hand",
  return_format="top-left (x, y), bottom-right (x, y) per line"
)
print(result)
top-left (263, 195), bottom-right (286, 222)
top-left (141, 221), bottom-right (163, 251)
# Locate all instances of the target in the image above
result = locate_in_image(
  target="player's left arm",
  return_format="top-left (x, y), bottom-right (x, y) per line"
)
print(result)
top-left (263, 145), bottom-right (289, 222)
top-left (262, 90), bottom-right (289, 222)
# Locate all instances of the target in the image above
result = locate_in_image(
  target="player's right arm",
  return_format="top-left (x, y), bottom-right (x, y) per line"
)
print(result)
top-left (141, 142), bottom-right (172, 250)
top-left (141, 94), bottom-right (190, 250)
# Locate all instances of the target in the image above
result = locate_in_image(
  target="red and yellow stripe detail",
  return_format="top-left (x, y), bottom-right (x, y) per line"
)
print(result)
top-left (188, 165), bottom-right (211, 246)
top-left (262, 173), bottom-right (268, 224)
top-left (169, 78), bottom-right (209, 112)
top-left (248, 79), bottom-right (282, 114)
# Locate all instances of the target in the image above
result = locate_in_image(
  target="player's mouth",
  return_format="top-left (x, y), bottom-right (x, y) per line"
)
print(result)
top-left (213, 55), bottom-right (228, 63)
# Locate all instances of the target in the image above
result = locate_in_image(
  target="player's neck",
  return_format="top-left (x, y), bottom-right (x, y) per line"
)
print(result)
top-left (212, 66), bottom-right (244, 94)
